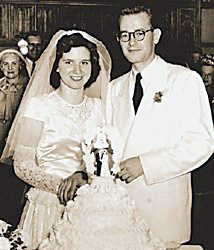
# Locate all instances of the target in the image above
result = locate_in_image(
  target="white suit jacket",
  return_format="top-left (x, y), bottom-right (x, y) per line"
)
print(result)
top-left (107, 56), bottom-right (214, 243)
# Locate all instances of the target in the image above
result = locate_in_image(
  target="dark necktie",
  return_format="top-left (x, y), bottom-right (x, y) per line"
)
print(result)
top-left (133, 73), bottom-right (143, 114)
top-left (31, 61), bottom-right (36, 75)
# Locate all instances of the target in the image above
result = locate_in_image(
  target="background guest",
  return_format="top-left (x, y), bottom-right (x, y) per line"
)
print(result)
top-left (185, 46), bottom-right (202, 74)
top-left (202, 58), bottom-right (214, 118)
top-left (201, 54), bottom-right (214, 120)
top-left (18, 31), bottom-right (43, 76)
top-left (0, 49), bottom-right (29, 157)
top-left (0, 48), bottom-right (29, 228)
top-left (190, 53), bottom-right (214, 250)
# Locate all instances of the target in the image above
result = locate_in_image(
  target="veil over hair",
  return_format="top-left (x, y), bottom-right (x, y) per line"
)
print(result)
top-left (1, 29), bottom-right (112, 164)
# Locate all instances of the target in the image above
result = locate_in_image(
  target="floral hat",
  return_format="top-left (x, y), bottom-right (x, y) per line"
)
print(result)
top-left (0, 48), bottom-right (26, 62)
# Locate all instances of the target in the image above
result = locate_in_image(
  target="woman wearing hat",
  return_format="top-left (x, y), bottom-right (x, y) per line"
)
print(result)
top-left (0, 49), bottom-right (29, 156)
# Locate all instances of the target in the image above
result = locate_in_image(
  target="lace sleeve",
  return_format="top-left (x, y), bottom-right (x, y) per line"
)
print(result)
top-left (13, 145), bottom-right (62, 194)
top-left (13, 115), bottom-right (62, 194)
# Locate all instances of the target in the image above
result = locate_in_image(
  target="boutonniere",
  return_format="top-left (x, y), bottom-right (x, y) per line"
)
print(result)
top-left (153, 91), bottom-right (164, 103)
top-left (153, 89), bottom-right (168, 103)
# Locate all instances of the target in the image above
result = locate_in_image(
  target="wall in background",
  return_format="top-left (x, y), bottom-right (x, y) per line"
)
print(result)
top-left (0, 0), bottom-right (213, 77)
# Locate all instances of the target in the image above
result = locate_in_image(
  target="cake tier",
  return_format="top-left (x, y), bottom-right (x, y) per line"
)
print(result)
top-left (39, 177), bottom-right (165, 250)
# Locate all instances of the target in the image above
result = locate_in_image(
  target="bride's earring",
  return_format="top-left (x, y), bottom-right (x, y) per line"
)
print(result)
top-left (56, 68), bottom-right (59, 72)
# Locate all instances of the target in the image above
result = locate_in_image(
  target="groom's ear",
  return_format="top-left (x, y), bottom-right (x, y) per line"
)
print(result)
top-left (153, 28), bottom-right (162, 45)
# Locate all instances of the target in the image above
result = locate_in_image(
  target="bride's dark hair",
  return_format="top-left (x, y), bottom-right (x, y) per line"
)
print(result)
top-left (50, 32), bottom-right (101, 89)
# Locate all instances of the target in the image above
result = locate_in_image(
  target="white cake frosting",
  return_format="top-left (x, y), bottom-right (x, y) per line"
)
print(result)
top-left (39, 176), bottom-right (165, 250)
top-left (39, 126), bottom-right (166, 249)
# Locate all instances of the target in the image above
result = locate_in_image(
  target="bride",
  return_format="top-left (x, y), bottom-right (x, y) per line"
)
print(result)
top-left (1, 29), bottom-right (111, 249)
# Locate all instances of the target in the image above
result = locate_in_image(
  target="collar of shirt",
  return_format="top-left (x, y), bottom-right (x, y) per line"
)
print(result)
top-left (26, 57), bottom-right (38, 75)
top-left (26, 57), bottom-right (38, 65)
top-left (131, 55), bottom-right (158, 94)
top-left (26, 57), bottom-right (33, 66)
top-left (0, 76), bottom-right (26, 93)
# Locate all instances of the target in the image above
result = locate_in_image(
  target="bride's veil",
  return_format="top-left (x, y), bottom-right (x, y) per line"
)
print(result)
top-left (1, 29), bottom-right (112, 164)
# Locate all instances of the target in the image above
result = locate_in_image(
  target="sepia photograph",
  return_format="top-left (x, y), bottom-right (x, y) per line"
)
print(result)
top-left (0, 0), bottom-right (214, 249)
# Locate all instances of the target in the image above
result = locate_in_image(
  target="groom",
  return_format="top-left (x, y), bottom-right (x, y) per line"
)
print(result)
top-left (58, 3), bottom-right (214, 249)
top-left (105, 3), bottom-right (214, 249)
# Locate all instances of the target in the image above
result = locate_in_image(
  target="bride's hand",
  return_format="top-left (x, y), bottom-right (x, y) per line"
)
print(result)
top-left (57, 171), bottom-right (88, 206)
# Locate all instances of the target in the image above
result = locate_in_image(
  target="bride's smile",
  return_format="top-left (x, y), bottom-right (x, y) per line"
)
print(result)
top-left (58, 46), bottom-right (92, 91)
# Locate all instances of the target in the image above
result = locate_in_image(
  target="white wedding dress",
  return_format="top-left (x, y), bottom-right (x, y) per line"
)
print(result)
top-left (13, 91), bottom-right (104, 249)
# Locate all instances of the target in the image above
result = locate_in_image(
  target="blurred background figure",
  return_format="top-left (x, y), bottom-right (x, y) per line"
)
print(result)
top-left (0, 49), bottom-right (29, 229)
top-left (201, 53), bottom-right (214, 120)
top-left (18, 31), bottom-right (43, 76)
top-left (190, 53), bottom-right (214, 250)
top-left (201, 54), bottom-right (214, 85)
top-left (185, 46), bottom-right (202, 74)
top-left (0, 49), bottom-right (29, 156)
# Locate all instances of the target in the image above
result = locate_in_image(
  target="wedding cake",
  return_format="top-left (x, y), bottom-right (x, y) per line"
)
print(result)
top-left (39, 126), bottom-right (166, 250)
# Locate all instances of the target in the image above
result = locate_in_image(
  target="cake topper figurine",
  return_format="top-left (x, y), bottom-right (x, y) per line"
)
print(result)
top-left (82, 125), bottom-right (123, 178)
top-left (93, 131), bottom-right (111, 177)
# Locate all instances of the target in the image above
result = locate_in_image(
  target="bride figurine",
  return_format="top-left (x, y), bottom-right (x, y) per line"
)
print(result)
top-left (93, 131), bottom-right (111, 177)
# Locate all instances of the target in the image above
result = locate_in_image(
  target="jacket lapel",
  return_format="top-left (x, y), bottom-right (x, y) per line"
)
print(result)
top-left (123, 57), bottom-right (169, 159)
top-left (111, 72), bottom-right (135, 143)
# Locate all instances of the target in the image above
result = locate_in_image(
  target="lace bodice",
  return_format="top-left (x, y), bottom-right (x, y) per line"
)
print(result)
top-left (14, 91), bottom-right (104, 194)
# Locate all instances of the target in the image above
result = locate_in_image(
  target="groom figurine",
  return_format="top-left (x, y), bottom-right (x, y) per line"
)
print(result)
top-left (106, 3), bottom-right (214, 249)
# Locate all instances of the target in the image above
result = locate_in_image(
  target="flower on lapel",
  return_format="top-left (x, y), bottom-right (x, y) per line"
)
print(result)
top-left (153, 91), bottom-right (164, 103)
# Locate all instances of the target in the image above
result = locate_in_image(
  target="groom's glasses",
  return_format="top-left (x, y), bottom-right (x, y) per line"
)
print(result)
top-left (118, 28), bottom-right (154, 42)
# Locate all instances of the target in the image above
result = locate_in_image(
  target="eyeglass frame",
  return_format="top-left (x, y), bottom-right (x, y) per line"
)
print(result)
top-left (117, 28), bottom-right (154, 42)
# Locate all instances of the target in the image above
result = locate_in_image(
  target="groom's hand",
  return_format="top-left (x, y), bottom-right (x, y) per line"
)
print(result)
top-left (118, 157), bottom-right (144, 183)
top-left (57, 171), bottom-right (88, 206)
